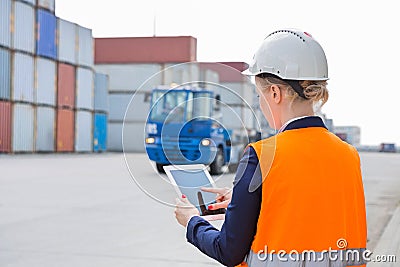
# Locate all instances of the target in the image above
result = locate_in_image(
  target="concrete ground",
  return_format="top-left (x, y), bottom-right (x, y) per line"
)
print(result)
top-left (0, 152), bottom-right (399, 267)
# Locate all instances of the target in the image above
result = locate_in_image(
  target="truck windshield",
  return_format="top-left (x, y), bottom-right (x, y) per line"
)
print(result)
top-left (149, 90), bottom-right (188, 122)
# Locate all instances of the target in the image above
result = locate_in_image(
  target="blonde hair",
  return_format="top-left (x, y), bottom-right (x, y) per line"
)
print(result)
top-left (255, 76), bottom-right (329, 107)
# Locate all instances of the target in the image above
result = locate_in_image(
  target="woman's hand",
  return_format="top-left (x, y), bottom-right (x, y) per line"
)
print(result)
top-left (201, 187), bottom-right (232, 210)
top-left (175, 195), bottom-right (200, 227)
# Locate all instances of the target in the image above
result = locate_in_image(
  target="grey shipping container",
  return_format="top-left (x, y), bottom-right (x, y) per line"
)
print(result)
top-left (77, 26), bottom-right (94, 67)
top-left (0, 48), bottom-right (11, 100)
top-left (35, 57), bottom-right (56, 105)
top-left (108, 92), bottom-right (149, 122)
top-left (94, 72), bottom-right (109, 112)
top-left (36, 106), bottom-right (55, 151)
top-left (13, 103), bottom-right (34, 152)
top-left (76, 67), bottom-right (94, 110)
top-left (75, 110), bottom-right (93, 152)
top-left (108, 121), bottom-right (146, 152)
top-left (58, 18), bottom-right (77, 64)
top-left (163, 63), bottom-right (200, 86)
top-left (0, 0), bottom-right (12, 48)
top-left (94, 64), bottom-right (162, 92)
top-left (13, 1), bottom-right (35, 54)
top-left (13, 52), bottom-right (34, 102)
top-left (37, 0), bottom-right (55, 13)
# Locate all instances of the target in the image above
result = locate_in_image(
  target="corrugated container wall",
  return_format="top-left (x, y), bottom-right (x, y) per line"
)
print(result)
top-left (57, 63), bottom-right (75, 108)
top-left (56, 108), bottom-right (74, 152)
top-left (36, 106), bottom-right (55, 151)
top-left (0, 101), bottom-right (12, 153)
top-left (36, 57), bottom-right (56, 105)
top-left (13, 52), bottom-right (34, 102)
top-left (0, 48), bottom-right (11, 100)
top-left (76, 67), bottom-right (93, 110)
top-left (13, 103), bottom-right (34, 152)
top-left (58, 18), bottom-right (76, 64)
top-left (0, 0), bottom-right (12, 48)
top-left (13, 1), bottom-right (35, 54)
top-left (94, 64), bottom-right (162, 92)
top-left (36, 9), bottom-right (57, 59)
top-left (77, 26), bottom-right (94, 67)
top-left (94, 73), bottom-right (108, 112)
top-left (94, 37), bottom-right (197, 63)
top-left (75, 110), bottom-right (93, 152)
top-left (93, 113), bottom-right (107, 152)
top-left (109, 93), bottom-right (149, 122)
top-left (37, 0), bottom-right (55, 13)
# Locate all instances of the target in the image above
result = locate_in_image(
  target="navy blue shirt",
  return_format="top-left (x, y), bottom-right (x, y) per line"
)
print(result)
top-left (186, 116), bottom-right (327, 267)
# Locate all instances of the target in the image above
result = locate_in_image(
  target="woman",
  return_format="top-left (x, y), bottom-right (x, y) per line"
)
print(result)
top-left (175, 29), bottom-right (367, 267)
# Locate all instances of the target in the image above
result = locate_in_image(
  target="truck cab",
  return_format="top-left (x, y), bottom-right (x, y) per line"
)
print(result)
top-left (145, 87), bottom-right (231, 174)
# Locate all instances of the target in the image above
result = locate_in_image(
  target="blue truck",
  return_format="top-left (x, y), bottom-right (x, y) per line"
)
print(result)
top-left (145, 87), bottom-right (247, 175)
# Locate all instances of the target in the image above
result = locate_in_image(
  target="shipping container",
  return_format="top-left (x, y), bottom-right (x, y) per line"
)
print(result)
top-left (13, 52), bottom-right (34, 102)
top-left (77, 26), bottom-right (94, 67)
top-left (199, 62), bottom-right (248, 83)
top-left (36, 9), bottom-right (57, 59)
top-left (57, 63), bottom-right (75, 108)
top-left (56, 108), bottom-right (74, 152)
top-left (75, 110), bottom-right (92, 152)
top-left (35, 57), bottom-right (56, 105)
top-left (13, 1), bottom-right (35, 54)
top-left (0, 101), bottom-right (12, 153)
top-left (94, 64), bottom-right (162, 92)
top-left (95, 36), bottom-right (197, 64)
top-left (58, 18), bottom-right (76, 64)
top-left (93, 113), bottom-right (107, 152)
top-left (36, 106), bottom-right (55, 151)
top-left (76, 67), bottom-right (93, 110)
top-left (108, 121), bottom-right (146, 152)
top-left (37, 0), bottom-right (55, 13)
top-left (0, 0), bottom-right (12, 48)
top-left (108, 92), bottom-right (149, 122)
top-left (94, 72), bottom-right (109, 112)
top-left (163, 63), bottom-right (200, 86)
top-left (13, 103), bottom-right (34, 152)
top-left (0, 47), bottom-right (11, 100)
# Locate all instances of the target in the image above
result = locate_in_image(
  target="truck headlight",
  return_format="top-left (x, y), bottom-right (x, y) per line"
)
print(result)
top-left (145, 137), bottom-right (155, 144)
top-left (201, 139), bottom-right (211, 146)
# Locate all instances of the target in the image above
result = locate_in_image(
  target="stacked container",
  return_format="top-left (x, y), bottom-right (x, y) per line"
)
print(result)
top-left (93, 73), bottom-right (109, 152)
top-left (0, 0), bottom-right (107, 154)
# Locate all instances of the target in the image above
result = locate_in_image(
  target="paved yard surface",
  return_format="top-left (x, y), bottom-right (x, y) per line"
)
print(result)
top-left (0, 152), bottom-right (399, 266)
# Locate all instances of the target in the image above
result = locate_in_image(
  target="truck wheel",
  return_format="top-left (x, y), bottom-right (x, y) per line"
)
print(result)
top-left (210, 148), bottom-right (224, 175)
top-left (156, 163), bottom-right (166, 173)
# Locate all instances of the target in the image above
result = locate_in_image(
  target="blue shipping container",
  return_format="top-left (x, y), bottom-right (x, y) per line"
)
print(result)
top-left (0, 0), bottom-right (12, 48)
top-left (93, 113), bottom-right (107, 152)
top-left (0, 47), bottom-right (11, 100)
top-left (36, 9), bottom-right (57, 59)
top-left (94, 73), bottom-right (109, 112)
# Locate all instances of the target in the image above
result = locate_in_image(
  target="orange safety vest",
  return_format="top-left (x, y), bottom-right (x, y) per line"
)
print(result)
top-left (237, 127), bottom-right (367, 267)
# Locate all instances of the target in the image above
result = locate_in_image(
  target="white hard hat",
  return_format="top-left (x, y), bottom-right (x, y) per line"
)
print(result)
top-left (243, 29), bottom-right (328, 81)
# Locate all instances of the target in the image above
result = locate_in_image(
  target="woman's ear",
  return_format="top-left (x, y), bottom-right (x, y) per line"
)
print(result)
top-left (270, 85), bottom-right (282, 104)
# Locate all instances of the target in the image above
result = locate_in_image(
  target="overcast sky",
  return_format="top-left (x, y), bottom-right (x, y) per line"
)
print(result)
top-left (55, 0), bottom-right (400, 145)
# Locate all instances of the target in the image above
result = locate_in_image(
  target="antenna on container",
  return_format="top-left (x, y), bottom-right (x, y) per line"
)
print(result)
top-left (153, 7), bottom-right (157, 37)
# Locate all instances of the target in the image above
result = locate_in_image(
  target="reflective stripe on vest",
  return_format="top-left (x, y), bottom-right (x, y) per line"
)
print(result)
top-left (244, 248), bottom-right (367, 267)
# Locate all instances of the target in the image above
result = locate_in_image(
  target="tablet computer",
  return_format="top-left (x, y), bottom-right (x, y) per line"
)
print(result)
top-left (164, 164), bottom-right (226, 221)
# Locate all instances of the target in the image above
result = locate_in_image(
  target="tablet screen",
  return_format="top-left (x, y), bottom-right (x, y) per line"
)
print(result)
top-left (170, 169), bottom-right (220, 215)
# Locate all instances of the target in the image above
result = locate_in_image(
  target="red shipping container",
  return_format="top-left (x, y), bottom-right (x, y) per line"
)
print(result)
top-left (95, 36), bottom-right (197, 64)
top-left (56, 108), bottom-right (74, 152)
top-left (200, 62), bottom-right (249, 83)
top-left (57, 63), bottom-right (75, 108)
top-left (0, 101), bottom-right (11, 153)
